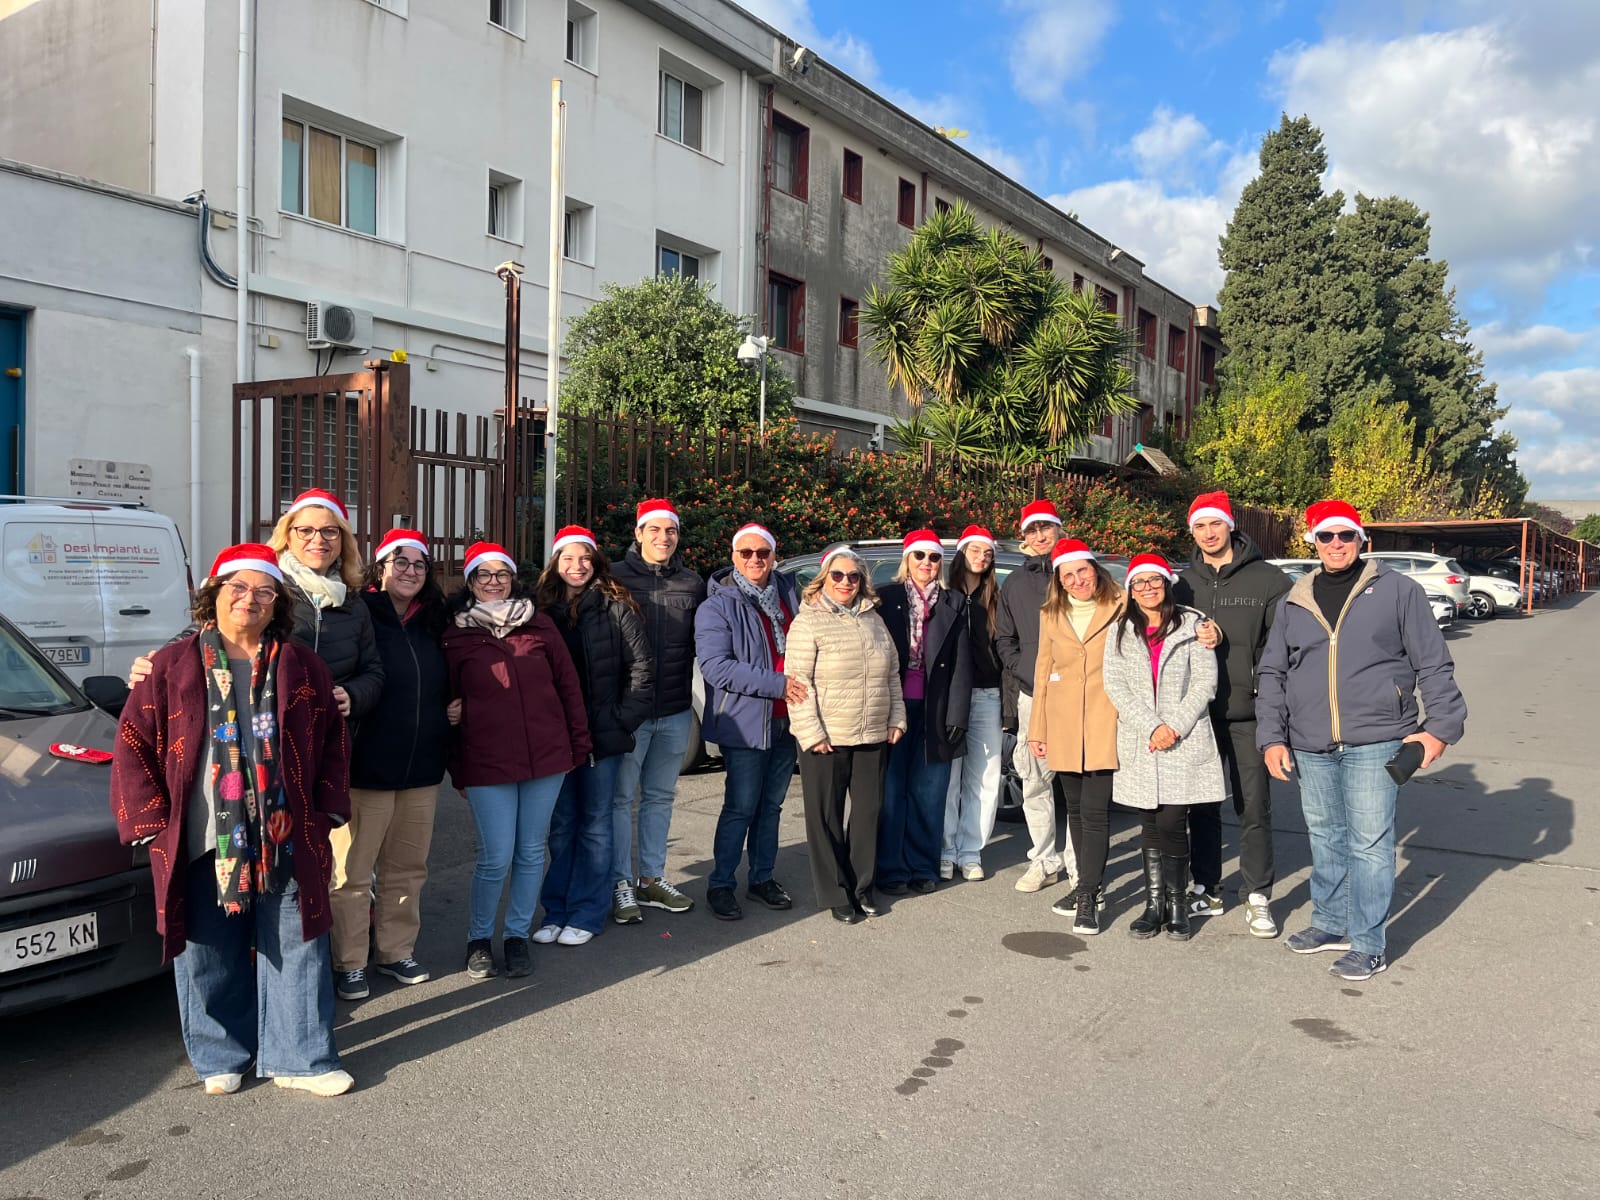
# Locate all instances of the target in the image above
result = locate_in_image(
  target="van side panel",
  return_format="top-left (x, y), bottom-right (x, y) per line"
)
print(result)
top-left (0, 517), bottom-right (108, 681)
top-left (90, 514), bottom-right (192, 682)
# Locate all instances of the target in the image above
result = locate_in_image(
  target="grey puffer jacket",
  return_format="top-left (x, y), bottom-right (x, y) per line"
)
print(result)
top-left (784, 595), bottom-right (907, 752)
top-left (1100, 608), bottom-right (1225, 810)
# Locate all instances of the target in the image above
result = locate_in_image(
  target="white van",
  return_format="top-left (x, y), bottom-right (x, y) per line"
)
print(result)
top-left (0, 499), bottom-right (192, 684)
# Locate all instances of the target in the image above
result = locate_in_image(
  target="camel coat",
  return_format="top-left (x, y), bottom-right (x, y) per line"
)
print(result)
top-left (1026, 589), bottom-right (1123, 773)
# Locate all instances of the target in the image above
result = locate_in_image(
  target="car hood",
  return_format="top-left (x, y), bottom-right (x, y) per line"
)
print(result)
top-left (0, 704), bottom-right (136, 898)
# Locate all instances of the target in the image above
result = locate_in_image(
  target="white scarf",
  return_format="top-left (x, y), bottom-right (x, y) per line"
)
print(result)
top-left (279, 548), bottom-right (347, 609)
top-left (455, 597), bottom-right (536, 639)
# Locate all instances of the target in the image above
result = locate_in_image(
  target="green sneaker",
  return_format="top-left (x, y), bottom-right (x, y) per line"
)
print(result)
top-left (611, 879), bottom-right (643, 925)
top-left (1188, 885), bottom-right (1223, 917)
top-left (637, 877), bottom-right (694, 913)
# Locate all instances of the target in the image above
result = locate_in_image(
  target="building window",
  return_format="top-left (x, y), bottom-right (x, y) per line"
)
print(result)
top-left (489, 0), bottom-right (525, 36)
top-left (281, 115), bottom-right (382, 237)
top-left (839, 297), bottom-right (859, 348)
top-left (1167, 324), bottom-right (1187, 371)
top-left (772, 112), bottom-right (809, 200)
top-left (768, 272), bottom-right (804, 352)
top-left (1137, 309), bottom-right (1156, 357)
top-left (563, 200), bottom-right (594, 265)
top-left (279, 403), bottom-right (360, 507)
top-left (566, 1), bottom-right (597, 70)
top-left (1096, 285), bottom-right (1118, 315)
top-left (487, 169), bottom-right (523, 243)
top-left (897, 178), bottom-right (916, 227)
top-left (934, 196), bottom-right (951, 214)
top-left (1042, 255), bottom-right (1054, 272)
top-left (1200, 342), bottom-right (1217, 386)
top-left (657, 244), bottom-right (700, 281)
top-left (842, 149), bottom-right (863, 203)
top-left (1072, 272), bottom-right (1084, 293)
top-left (658, 71), bottom-right (703, 151)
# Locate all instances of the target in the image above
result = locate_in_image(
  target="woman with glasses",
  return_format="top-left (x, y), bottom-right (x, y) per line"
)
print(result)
top-left (442, 542), bottom-right (591, 981)
top-left (786, 546), bottom-right (906, 923)
top-left (1100, 554), bottom-right (1224, 942)
top-left (876, 530), bottom-right (971, 896)
top-left (532, 526), bottom-right (654, 948)
top-left (1026, 540), bottom-right (1124, 935)
top-left (942, 525), bottom-right (1004, 881)
top-left (328, 529), bottom-right (460, 1001)
top-left (111, 545), bottom-right (354, 1097)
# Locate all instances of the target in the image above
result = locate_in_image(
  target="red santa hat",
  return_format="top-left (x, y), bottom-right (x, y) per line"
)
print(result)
top-left (902, 529), bottom-right (943, 558)
top-left (284, 488), bottom-right (349, 524)
top-left (1126, 553), bottom-right (1176, 584)
top-left (636, 498), bottom-right (680, 528)
top-left (1050, 539), bottom-right (1096, 568)
top-left (1020, 499), bottom-right (1062, 532)
top-left (1303, 499), bottom-right (1367, 544)
top-left (551, 525), bottom-right (598, 556)
top-left (955, 525), bottom-right (995, 552)
top-left (819, 543), bottom-right (865, 575)
top-left (731, 523), bottom-right (777, 552)
top-left (375, 528), bottom-right (428, 562)
top-left (1187, 491), bottom-right (1235, 530)
top-left (463, 541), bottom-right (516, 577)
top-left (209, 542), bottom-right (284, 583)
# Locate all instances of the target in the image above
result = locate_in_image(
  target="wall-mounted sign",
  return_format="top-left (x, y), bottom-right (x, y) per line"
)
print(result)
top-left (68, 459), bottom-right (152, 502)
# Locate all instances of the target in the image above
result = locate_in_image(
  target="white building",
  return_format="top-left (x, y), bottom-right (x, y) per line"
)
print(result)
top-left (0, 0), bottom-right (1220, 556)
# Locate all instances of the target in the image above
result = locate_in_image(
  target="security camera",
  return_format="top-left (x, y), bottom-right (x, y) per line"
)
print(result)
top-left (790, 45), bottom-right (813, 74)
top-left (737, 335), bottom-right (766, 367)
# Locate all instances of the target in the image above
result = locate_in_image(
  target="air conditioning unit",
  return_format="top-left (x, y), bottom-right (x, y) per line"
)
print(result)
top-left (305, 301), bottom-right (373, 351)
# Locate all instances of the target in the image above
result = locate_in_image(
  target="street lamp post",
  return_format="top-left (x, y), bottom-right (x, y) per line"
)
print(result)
top-left (737, 334), bottom-right (770, 436)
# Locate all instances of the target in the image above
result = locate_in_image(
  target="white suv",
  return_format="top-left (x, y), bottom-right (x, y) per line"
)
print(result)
top-left (1364, 552), bottom-right (1471, 607)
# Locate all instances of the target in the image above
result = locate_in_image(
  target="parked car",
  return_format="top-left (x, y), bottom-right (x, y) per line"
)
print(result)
top-left (1267, 557), bottom-right (1317, 581)
top-left (1423, 590), bottom-right (1455, 628)
top-left (0, 611), bottom-right (165, 1016)
top-left (1362, 551), bottom-right (1471, 608)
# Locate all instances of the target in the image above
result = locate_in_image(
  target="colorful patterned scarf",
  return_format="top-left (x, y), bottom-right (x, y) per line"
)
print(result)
top-left (907, 579), bottom-right (940, 671)
top-left (732, 570), bottom-right (789, 655)
top-left (199, 625), bottom-right (288, 914)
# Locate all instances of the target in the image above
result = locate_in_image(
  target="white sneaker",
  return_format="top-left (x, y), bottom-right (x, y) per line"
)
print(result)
top-left (531, 923), bottom-right (562, 945)
top-left (938, 859), bottom-right (956, 880)
top-left (962, 862), bottom-right (985, 881)
top-left (1245, 893), bottom-right (1278, 939)
top-left (1014, 860), bottom-right (1060, 893)
top-left (204, 1073), bottom-right (242, 1095)
top-left (273, 1069), bottom-right (354, 1097)
top-left (556, 926), bottom-right (594, 946)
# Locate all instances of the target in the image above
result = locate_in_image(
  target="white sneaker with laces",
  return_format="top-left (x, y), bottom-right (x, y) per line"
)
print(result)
top-left (204, 1073), bottom-right (242, 1095)
top-left (1014, 860), bottom-right (1060, 893)
top-left (557, 926), bottom-right (594, 946)
top-left (273, 1069), bottom-right (354, 1097)
top-left (962, 862), bottom-right (985, 881)
top-left (938, 860), bottom-right (956, 880)
top-left (1245, 893), bottom-right (1278, 939)
top-left (531, 923), bottom-right (562, 945)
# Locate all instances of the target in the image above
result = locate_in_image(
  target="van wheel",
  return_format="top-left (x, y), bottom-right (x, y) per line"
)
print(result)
top-left (1467, 592), bottom-right (1496, 620)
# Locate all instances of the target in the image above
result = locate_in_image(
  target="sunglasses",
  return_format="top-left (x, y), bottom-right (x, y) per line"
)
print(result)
top-left (827, 569), bottom-right (863, 584)
top-left (1315, 530), bottom-right (1360, 545)
top-left (736, 547), bottom-right (774, 561)
top-left (910, 551), bottom-right (943, 563)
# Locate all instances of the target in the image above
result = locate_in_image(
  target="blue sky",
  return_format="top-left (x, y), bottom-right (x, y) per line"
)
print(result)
top-left (741, 0), bottom-right (1600, 501)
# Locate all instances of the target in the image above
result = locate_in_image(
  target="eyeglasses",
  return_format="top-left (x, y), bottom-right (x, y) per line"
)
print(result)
top-left (1315, 530), bottom-right (1360, 545)
top-left (910, 551), bottom-right (943, 563)
top-left (1129, 576), bottom-right (1165, 591)
top-left (290, 525), bottom-right (341, 543)
top-left (827, 569), bottom-right (862, 584)
top-left (474, 570), bottom-right (514, 584)
top-left (387, 556), bottom-right (428, 575)
top-left (735, 547), bottom-right (773, 561)
top-left (223, 580), bottom-right (279, 606)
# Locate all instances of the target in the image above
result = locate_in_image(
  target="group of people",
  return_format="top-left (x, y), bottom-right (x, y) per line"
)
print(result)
top-left (108, 483), bottom-right (1466, 1098)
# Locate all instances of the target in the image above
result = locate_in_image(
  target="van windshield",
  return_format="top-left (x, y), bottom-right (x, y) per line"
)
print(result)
top-left (0, 621), bottom-right (83, 716)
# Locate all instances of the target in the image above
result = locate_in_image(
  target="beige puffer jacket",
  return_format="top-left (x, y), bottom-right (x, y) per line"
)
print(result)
top-left (786, 594), bottom-right (908, 751)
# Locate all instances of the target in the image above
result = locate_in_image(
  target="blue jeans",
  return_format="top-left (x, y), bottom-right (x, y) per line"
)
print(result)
top-left (612, 709), bottom-right (693, 881)
top-left (173, 858), bottom-right (340, 1080)
top-left (710, 717), bottom-right (796, 891)
top-left (465, 773), bottom-right (566, 940)
top-left (1293, 740), bottom-right (1403, 956)
top-left (879, 700), bottom-right (954, 887)
top-left (542, 754), bottom-right (622, 934)
top-left (943, 687), bottom-right (1002, 866)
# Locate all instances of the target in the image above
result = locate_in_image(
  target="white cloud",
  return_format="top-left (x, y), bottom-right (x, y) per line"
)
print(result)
top-left (1476, 322), bottom-right (1594, 363)
top-left (1005, 0), bottom-right (1118, 107)
top-left (1494, 363), bottom-right (1600, 496)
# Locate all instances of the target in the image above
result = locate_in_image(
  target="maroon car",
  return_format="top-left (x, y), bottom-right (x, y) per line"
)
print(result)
top-left (0, 610), bottom-right (164, 1016)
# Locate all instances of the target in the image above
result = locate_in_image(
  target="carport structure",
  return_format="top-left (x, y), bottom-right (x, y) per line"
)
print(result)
top-left (1364, 519), bottom-right (1593, 615)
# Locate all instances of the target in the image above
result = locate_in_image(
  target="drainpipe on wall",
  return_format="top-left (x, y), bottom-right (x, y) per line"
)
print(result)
top-left (187, 347), bottom-right (202, 550)
top-left (235, 0), bottom-right (252, 388)
top-left (737, 70), bottom-right (750, 316)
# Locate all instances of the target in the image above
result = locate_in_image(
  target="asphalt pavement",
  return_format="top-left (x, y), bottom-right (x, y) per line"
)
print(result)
top-left (2, 595), bottom-right (1596, 1199)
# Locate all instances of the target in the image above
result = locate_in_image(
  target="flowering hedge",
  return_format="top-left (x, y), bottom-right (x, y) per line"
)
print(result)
top-left (566, 420), bottom-right (1188, 573)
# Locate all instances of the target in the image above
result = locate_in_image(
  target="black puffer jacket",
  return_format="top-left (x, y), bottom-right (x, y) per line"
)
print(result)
top-left (995, 553), bottom-right (1052, 730)
top-left (285, 581), bottom-right (385, 719)
top-left (1175, 533), bottom-right (1292, 722)
top-left (547, 587), bottom-right (655, 759)
top-left (611, 546), bottom-right (705, 719)
top-left (349, 590), bottom-right (451, 790)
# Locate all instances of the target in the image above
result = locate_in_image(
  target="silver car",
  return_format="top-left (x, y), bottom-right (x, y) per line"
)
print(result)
top-left (1363, 551), bottom-right (1471, 607)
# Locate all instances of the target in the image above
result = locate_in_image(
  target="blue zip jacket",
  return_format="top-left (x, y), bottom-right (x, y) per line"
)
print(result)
top-left (1255, 559), bottom-right (1467, 754)
top-left (694, 567), bottom-right (799, 751)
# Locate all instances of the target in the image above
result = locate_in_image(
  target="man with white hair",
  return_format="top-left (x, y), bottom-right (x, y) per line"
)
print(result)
top-left (1256, 499), bottom-right (1467, 981)
top-left (693, 523), bottom-right (807, 921)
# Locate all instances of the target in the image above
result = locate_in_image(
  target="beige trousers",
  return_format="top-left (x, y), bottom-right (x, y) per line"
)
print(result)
top-left (329, 785), bottom-right (439, 970)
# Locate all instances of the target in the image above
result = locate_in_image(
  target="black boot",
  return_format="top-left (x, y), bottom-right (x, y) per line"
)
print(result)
top-left (1162, 855), bottom-right (1192, 941)
top-left (1128, 848), bottom-right (1164, 939)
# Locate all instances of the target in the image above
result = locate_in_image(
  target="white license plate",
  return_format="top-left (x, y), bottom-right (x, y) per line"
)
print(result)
top-left (43, 646), bottom-right (90, 666)
top-left (0, 912), bottom-right (99, 973)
